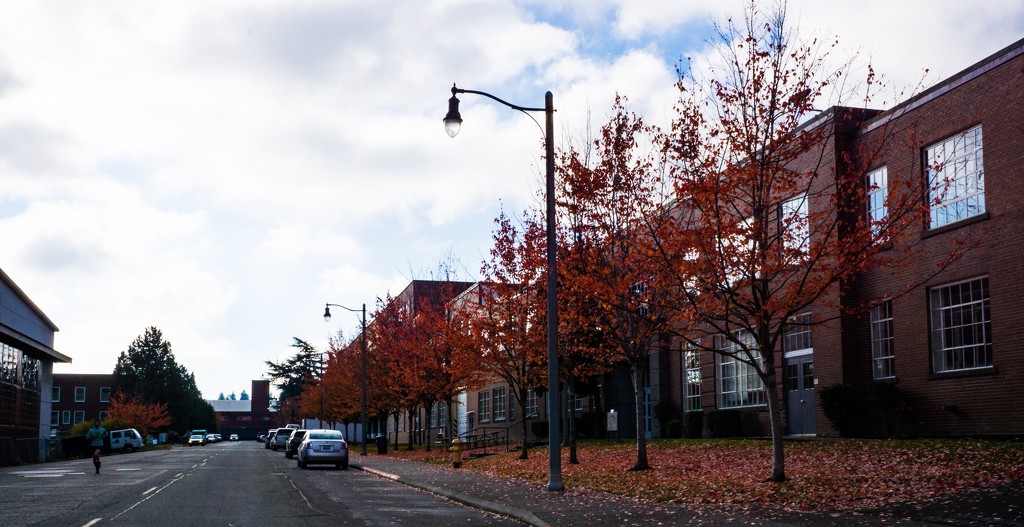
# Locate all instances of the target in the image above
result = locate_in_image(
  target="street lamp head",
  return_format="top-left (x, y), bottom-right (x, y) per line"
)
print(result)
top-left (444, 84), bottom-right (462, 138)
top-left (323, 305), bottom-right (331, 322)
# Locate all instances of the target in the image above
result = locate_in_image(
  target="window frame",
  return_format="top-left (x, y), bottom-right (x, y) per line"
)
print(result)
top-left (866, 166), bottom-right (888, 236)
top-left (52, 386), bottom-right (61, 403)
top-left (715, 332), bottom-right (767, 409)
top-left (99, 387), bottom-right (111, 403)
top-left (929, 276), bottom-right (992, 373)
top-left (683, 345), bottom-right (702, 413)
top-left (74, 386), bottom-right (86, 403)
top-left (477, 391), bottom-right (491, 423)
top-left (870, 301), bottom-right (896, 379)
top-left (73, 411), bottom-right (85, 424)
top-left (926, 125), bottom-right (985, 229)
top-left (525, 391), bottom-right (538, 418)
top-left (493, 387), bottom-right (507, 422)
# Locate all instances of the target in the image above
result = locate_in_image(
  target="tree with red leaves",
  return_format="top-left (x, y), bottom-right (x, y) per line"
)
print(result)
top-left (557, 96), bottom-right (679, 471)
top-left (107, 391), bottom-right (172, 440)
top-left (461, 210), bottom-right (548, 459)
top-left (649, 1), bottom-right (948, 482)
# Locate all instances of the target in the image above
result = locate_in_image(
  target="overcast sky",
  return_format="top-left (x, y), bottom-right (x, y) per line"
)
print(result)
top-left (2, 0), bottom-right (1021, 400)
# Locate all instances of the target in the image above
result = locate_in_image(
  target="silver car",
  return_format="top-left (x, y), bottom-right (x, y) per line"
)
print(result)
top-left (297, 429), bottom-right (348, 470)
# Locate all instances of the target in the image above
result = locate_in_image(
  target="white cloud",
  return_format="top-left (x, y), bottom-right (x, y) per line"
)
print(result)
top-left (1, 0), bottom-right (1020, 397)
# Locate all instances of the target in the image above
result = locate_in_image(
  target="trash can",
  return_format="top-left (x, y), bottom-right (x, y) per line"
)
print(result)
top-left (376, 435), bottom-right (387, 455)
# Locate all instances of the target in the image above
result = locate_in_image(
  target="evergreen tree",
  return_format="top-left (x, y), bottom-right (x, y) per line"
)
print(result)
top-left (264, 338), bottom-right (321, 401)
top-left (239, 390), bottom-right (249, 400)
top-left (112, 326), bottom-right (217, 433)
top-left (218, 393), bottom-right (226, 400)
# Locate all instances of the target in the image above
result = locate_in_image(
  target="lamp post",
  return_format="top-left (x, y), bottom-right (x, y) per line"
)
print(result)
top-left (324, 302), bottom-right (368, 456)
top-left (444, 84), bottom-right (563, 491)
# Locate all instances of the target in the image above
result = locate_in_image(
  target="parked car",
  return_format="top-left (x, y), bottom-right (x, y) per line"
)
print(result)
top-left (265, 431), bottom-right (275, 449)
top-left (284, 429), bottom-right (307, 459)
top-left (190, 429), bottom-right (209, 445)
top-left (109, 428), bottom-right (145, 453)
top-left (229, 434), bottom-right (239, 441)
top-left (270, 428), bottom-right (291, 451)
top-left (297, 429), bottom-right (348, 469)
top-left (257, 433), bottom-right (267, 443)
top-left (206, 434), bottom-right (218, 444)
top-left (187, 434), bottom-right (205, 446)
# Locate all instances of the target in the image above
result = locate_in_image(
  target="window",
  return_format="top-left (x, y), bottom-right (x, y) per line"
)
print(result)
top-left (493, 387), bottom-right (506, 421)
top-left (781, 193), bottom-right (809, 254)
top-left (51, 411), bottom-right (60, 425)
top-left (783, 313), bottom-right (813, 354)
top-left (509, 388), bottom-right (516, 421)
top-left (74, 386), bottom-right (86, 402)
top-left (870, 301), bottom-right (895, 379)
top-left (52, 386), bottom-right (61, 402)
top-left (62, 411), bottom-right (71, 425)
top-left (433, 402), bottom-right (446, 435)
top-left (927, 125), bottom-right (985, 229)
top-left (683, 345), bottom-right (702, 412)
top-left (0, 344), bottom-right (17, 383)
top-left (716, 332), bottom-right (766, 409)
top-left (98, 411), bottom-right (109, 421)
top-left (930, 277), bottom-right (991, 373)
top-left (866, 166), bottom-right (888, 235)
top-left (526, 391), bottom-right (538, 418)
top-left (73, 411), bottom-right (85, 424)
top-left (99, 387), bottom-right (111, 403)
top-left (477, 391), bottom-right (491, 422)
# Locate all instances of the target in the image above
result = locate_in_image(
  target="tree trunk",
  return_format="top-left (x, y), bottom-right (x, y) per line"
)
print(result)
top-left (765, 376), bottom-right (787, 482)
top-left (629, 361), bottom-right (650, 471)
top-left (406, 410), bottom-right (415, 451)
top-left (519, 388), bottom-right (529, 460)
top-left (568, 376), bottom-right (578, 464)
top-left (425, 403), bottom-right (433, 452)
top-left (392, 413), bottom-right (399, 450)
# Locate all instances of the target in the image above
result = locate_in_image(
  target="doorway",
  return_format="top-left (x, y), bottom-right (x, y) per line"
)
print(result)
top-left (785, 354), bottom-right (816, 435)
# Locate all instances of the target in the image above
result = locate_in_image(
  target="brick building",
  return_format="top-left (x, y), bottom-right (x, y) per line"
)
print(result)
top-left (209, 379), bottom-right (278, 439)
top-left (674, 37), bottom-right (1024, 438)
top-left (51, 373), bottom-right (114, 432)
top-left (1, 267), bottom-right (70, 465)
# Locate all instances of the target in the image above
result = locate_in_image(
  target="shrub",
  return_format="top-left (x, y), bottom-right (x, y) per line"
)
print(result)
top-left (707, 410), bottom-right (742, 438)
top-left (683, 411), bottom-right (704, 438)
top-left (664, 420), bottom-right (682, 438)
top-left (819, 383), bottom-right (865, 437)
top-left (531, 420), bottom-right (549, 439)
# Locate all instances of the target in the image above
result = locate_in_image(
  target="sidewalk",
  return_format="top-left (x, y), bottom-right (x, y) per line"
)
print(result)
top-left (351, 453), bottom-right (1024, 527)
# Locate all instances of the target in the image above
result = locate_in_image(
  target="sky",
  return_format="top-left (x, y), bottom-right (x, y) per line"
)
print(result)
top-left (1, 0), bottom-right (1021, 400)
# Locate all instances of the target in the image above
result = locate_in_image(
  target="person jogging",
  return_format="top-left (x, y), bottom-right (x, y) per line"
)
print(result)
top-left (85, 418), bottom-right (106, 474)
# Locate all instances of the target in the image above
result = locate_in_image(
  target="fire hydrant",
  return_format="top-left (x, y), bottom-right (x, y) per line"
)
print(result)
top-left (449, 437), bottom-right (463, 469)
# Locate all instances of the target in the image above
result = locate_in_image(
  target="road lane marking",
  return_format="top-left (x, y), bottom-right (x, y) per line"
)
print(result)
top-left (82, 519), bottom-right (102, 527)
top-left (143, 486), bottom-right (158, 495)
top-left (110, 472), bottom-right (187, 520)
top-left (116, 468), bottom-right (142, 471)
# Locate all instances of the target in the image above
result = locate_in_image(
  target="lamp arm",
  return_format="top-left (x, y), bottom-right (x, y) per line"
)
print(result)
top-left (452, 85), bottom-right (547, 113)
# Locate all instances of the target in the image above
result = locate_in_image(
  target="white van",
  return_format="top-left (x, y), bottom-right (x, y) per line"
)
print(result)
top-left (109, 428), bottom-right (145, 453)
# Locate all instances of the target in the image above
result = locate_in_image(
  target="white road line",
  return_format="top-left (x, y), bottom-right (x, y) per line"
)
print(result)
top-left (116, 468), bottom-right (142, 471)
top-left (82, 519), bottom-right (102, 527)
top-left (143, 486), bottom-right (158, 495)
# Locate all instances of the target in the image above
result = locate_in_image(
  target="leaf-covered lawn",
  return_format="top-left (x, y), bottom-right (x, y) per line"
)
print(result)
top-left (383, 439), bottom-right (1024, 511)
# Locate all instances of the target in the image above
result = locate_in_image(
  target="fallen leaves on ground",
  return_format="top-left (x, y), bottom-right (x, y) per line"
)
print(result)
top-left (383, 439), bottom-right (1024, 512)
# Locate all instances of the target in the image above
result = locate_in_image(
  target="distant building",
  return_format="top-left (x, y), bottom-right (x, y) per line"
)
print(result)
top-left (51, 373), bottom-right (115, 432)
top-left (1, 267), bottom-right (71, 465)
top-left (208, 379), bottom-right (277, 439)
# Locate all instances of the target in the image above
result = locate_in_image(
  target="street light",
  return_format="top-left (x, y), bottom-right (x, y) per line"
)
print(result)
top-left (444, 83), bottom-right (563, 491)
top-left (324, 302), bottom-right (368, 456)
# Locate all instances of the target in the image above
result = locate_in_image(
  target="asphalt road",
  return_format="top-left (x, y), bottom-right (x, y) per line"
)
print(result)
top-left (0, 440), bottom-right (523, 527)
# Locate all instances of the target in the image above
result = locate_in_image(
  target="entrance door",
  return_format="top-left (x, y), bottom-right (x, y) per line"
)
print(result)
top-left (785, 354), bottom-right (816, 435)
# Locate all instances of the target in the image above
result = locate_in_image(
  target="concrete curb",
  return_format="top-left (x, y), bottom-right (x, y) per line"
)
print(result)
top-left (353, 464), bottom-right (552, 527)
